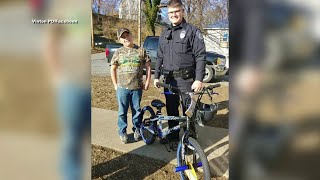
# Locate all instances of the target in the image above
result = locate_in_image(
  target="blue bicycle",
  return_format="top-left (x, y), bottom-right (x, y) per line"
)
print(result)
top-left (139, 82), bottom-right (220, 180)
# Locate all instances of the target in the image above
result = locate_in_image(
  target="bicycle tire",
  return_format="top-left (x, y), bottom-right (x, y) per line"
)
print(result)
top-left (177, 137), bottom-right (211, 180)
top-left (140, 106), bottom-right (156, 145)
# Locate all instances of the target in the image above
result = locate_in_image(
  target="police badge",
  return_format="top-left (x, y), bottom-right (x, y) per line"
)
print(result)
top-left (180, 30), bottom-right (186, 39)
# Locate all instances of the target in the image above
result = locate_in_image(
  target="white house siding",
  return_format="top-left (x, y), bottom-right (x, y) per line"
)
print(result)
top-left (204, 29), bottom-right (229, 56)
top-left (203, 28), bottom-right (229, 68)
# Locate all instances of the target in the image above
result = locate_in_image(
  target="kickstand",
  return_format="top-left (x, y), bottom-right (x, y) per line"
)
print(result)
top-left (163, 138), bottom-right (171, 152)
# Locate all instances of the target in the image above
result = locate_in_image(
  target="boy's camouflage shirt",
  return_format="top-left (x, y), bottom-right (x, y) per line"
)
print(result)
top-left (111, 45), bottom-right (150, 90)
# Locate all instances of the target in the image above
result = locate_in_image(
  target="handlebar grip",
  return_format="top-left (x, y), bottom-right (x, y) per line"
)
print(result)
top-left (175, 165), bottom-right (188, 172)
top-left (206, 84), bottom-right (221, 90)
top-left (156, 82), bottom-right (179, 91)
top-left (175, 162), bottom-right (203, 172)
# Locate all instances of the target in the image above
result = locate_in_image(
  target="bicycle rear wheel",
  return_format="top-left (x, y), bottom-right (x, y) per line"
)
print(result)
top-left (176, 137), bottom-right (211, 180)
top-left (140, 106), bottom-right (156, 145)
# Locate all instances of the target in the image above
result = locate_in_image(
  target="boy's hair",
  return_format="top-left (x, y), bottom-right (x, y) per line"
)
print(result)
top-left (167, 0), bottom-right (183, 8)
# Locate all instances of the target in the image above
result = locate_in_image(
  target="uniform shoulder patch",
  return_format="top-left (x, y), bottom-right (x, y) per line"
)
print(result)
top-left (196, 30), bottom-right (204, 42)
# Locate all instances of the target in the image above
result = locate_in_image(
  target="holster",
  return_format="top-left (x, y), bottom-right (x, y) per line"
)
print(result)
top-left (180, 67), bottom-right (195, 80)
top-left (161, 69), bottom-right (173, 79)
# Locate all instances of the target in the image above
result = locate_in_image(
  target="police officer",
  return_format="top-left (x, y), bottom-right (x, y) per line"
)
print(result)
top-left (154, 0), bottom-right (206, 143)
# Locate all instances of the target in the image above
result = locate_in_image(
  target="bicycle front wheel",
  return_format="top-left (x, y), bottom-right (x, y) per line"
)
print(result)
top-left (176, 137), bottom-right (211, 180)
top-left (140, 106), bottom-right (156, 145)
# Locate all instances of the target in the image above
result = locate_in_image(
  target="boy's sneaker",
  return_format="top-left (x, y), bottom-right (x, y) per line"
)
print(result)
top-left (134, 129), bottom-right (141, 141)
top-left (120, 133), bottom-right (128, 144)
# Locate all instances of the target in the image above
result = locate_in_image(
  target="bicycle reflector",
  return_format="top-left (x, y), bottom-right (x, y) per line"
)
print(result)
top-left (195, 102), bottom-right (218, 127)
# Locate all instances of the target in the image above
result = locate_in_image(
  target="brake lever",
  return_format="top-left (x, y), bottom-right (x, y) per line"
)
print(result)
top-left (210, 89), bottom-right (219, 95)
top-left (211, 92), bottom-right (219, 95)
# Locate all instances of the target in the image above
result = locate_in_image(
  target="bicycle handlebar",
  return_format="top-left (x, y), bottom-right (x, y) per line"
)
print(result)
top-left (206, 84), bottom-right (221, 90)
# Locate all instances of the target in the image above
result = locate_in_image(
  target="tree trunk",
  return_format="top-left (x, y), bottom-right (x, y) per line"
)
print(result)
top-left (143, 0), bottom-right (160, 36)
top-left (197, 0), bottom-right (204, 30)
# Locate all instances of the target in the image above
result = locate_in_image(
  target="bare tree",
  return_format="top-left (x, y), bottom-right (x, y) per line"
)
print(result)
top-left (176, 0), bottom-right (228, 31)
top-left (209, 0), bottom-right (228, 21)
top-left (98, 0), bottom-right (101, 19)
top-left (143, 0), bottom-right (161, 36)
top-left (181, 0), bottom-right (229, 55)
top-left (95, 0), bottom-right (121, 16)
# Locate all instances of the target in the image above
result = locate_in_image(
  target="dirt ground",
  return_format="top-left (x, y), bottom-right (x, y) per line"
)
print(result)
top-left (92, 145), bottom-right (228, 180)
top-left (92, 47), bottom-right (105, 54)
top-left (91, 75), bottom-right (229, 180)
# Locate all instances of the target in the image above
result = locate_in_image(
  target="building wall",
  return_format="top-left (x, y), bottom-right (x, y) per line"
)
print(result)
top-left (203, 28), bottom-right (229, 57)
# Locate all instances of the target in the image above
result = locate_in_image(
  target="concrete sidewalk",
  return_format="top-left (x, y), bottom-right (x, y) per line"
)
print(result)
top-left (92, 107), bottom-right (229, 178)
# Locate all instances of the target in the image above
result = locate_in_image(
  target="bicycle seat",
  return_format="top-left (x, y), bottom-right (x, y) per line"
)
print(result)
top-left (151, 99), bottom-right (165, 108)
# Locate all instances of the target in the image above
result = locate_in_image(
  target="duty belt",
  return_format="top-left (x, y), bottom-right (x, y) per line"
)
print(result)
top-left (172, 70), bottom-right (184, 78)
top-left (164, 67), bottom-right (195, 79)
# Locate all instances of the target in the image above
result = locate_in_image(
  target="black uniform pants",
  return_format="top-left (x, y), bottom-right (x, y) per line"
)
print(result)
top-left (164, 77), bottom-right (193, 140)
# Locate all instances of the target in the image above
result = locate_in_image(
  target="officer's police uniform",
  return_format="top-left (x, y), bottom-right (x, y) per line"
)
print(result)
top-left (155, 19), bottom-right (206, 140)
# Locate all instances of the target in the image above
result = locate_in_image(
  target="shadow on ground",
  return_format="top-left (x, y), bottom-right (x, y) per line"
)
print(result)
top-left (92, 145), bottom-right (179, 180)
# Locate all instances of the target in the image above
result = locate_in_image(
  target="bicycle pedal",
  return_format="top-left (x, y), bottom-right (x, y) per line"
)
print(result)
top-left (169, 142), bottom-right (178, 151)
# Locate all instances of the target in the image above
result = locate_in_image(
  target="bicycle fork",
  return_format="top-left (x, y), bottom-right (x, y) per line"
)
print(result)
top-left (175, 130), bottom-right (202, 172)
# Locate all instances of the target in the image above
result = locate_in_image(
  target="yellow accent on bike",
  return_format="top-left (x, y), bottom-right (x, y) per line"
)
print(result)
top-left (185, 161), bottom-right (197, 180)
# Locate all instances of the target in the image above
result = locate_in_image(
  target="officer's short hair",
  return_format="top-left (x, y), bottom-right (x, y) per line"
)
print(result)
top-left (167, 0), bottom-right (183, 9)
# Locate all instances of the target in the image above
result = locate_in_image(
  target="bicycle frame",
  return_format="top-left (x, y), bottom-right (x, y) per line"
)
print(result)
top-left (142, 92), bottom-right (200, 140)
top-left (143, 115), bottom-right (188, 139)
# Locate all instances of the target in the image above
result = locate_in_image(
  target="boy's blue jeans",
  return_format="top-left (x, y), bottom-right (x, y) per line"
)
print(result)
top-left (116, 87), bottom-right (142, 135)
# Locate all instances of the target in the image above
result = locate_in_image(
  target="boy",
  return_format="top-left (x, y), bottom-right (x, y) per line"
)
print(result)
top-left (110, 28), bottom-right (151, 144)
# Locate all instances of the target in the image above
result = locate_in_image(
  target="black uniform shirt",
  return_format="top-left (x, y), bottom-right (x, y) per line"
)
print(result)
top-left (155, 19), bottom-right (206, 81)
